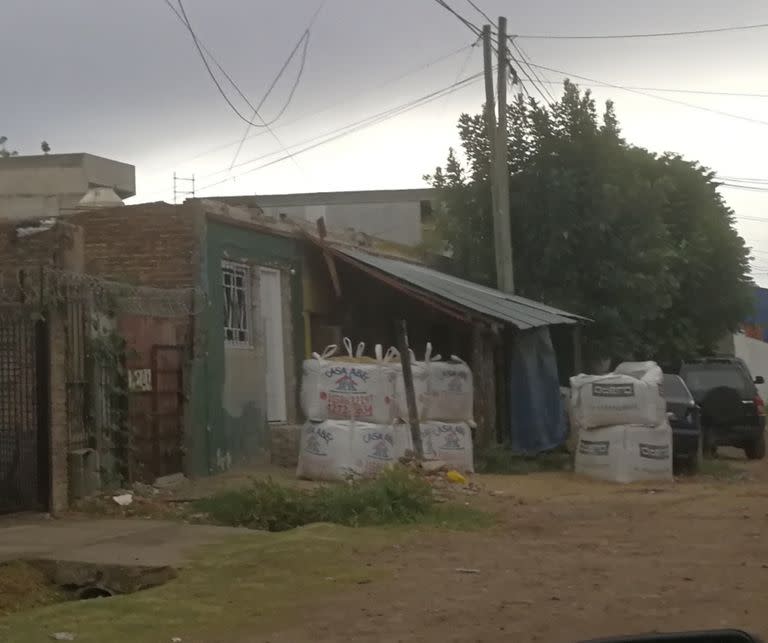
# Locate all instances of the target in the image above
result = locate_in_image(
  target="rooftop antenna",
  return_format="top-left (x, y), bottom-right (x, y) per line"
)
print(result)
top-left (173, 172), bottom-right (196, 204)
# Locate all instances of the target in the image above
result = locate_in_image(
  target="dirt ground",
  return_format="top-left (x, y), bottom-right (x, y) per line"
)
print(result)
top-left (251, 453), bottom-right (768, 643)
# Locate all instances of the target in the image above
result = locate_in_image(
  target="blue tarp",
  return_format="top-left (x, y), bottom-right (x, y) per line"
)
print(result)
top-left (507, 327), bottom-right (567, 454)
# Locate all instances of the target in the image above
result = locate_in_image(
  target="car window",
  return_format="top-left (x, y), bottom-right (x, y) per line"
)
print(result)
top-left (661, 374), bottom-right (691, 402)
top-left (680, 364), bottom-right (751, 398)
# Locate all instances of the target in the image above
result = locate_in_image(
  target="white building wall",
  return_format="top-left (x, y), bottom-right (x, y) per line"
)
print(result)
top-left (260, 201), bottom-right (422, 246)
top-left (732, 333), bottom-right (768, 400)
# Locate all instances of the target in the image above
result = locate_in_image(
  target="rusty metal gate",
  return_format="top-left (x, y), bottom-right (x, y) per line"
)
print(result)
top-left (151, 345), bottom-right (184, 478)
top-left (0, 306), bottom-right (49, 514)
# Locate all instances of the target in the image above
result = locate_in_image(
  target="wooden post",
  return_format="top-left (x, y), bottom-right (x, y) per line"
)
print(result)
top-left (573, 325), bottom-right (583, 374)
top-left (494, 16), bottom-right (514, 294)
top-left (396, 319), bottom-right (423, 459)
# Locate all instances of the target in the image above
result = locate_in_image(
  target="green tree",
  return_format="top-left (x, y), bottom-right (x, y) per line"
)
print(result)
top-left (426, 81), bottom-right (753, 364)
top-left (0, 136), bottom-right (19, 158)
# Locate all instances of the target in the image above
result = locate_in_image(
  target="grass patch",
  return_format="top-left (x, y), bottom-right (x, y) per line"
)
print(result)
top-left (698, 458), bottom-right (745, 480)
top-left (192, 467), bottom-right (444, 531)
top-left (0, 562), bottom-right (67, 617)
top-left (475, 445), bottom-right (572, 475)
top-left (419, 503), bottom-right (496, 530)
top-left (0, 525), bottom-right (394, 643)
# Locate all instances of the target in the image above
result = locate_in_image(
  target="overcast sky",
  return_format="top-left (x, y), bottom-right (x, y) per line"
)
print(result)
top-left (4, 0), bottom-right (768, 279)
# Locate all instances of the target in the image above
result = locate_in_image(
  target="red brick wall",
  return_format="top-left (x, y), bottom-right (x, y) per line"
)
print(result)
top-left (68, 203), bottom-right (200, 288)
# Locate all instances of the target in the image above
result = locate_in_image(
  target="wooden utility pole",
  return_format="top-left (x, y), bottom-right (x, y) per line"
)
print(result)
top-left (482, 25), bottom-right (503, 293)
top-left (494, 17), bottom-right (514, 294)
top-left (395, 319), bottom-right (424, 459)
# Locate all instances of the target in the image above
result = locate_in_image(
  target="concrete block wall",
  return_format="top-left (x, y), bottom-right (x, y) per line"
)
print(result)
top-left (270, 424), bottom-right (301, 468)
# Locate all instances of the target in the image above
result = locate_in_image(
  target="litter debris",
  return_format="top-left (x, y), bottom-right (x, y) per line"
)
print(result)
top-left (455, 568), bottom-right (481, 574)
top-left (112, 494), bottom-right (133, 507)
top-left (421, 460), bottom-right (448, 473)
top-left (446, 470), bottom-right (468, 485)
top-left (50, 633), bottom-right (76, 641)
top-left (171, 638), bottom-right (183, 643)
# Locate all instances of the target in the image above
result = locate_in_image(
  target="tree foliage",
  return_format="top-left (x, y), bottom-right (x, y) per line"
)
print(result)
top-left (425, 81), bottom-right (753, 363)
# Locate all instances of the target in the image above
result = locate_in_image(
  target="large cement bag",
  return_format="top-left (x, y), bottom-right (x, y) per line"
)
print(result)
top-left (614, 361), bottom-right (663, 384)
top-left (296, 420), bottom-right (395, 481)
top-left (419, 421), bottom-right (475, 473)
top-left (300, 341), bottom-right (396, 424)
top-left (570, 367), bottom-right (665, 430)
top-left (574, 423), bottom-right (673, 484)
top-left (423, 356), bottom-right (475, 424)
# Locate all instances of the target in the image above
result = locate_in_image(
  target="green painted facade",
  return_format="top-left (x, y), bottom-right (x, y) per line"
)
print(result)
top-left (187, 219), bottom-right (304, 476)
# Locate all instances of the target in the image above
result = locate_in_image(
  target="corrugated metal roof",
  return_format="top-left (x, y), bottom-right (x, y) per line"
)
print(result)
top-left (337, 248), bottom-right (587, 330)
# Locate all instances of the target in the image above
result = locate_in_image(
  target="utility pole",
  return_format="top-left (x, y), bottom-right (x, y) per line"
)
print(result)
top-left (493, 17), bottom-right (514, 294)
top-left (482, 24), bottom-right (503, 293)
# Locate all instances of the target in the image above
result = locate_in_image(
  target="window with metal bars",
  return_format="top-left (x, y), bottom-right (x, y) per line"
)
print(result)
top-left (222, 261), bottom-right (251, 346)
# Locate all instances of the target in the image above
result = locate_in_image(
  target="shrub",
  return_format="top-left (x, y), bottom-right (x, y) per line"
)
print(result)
top-left (475, 444), bottom-right (571, 475)
top-left (192, 467), bottom-right (435, 532)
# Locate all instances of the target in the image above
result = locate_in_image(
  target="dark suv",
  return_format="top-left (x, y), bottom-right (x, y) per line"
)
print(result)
top-left (662, 374), bottom-right (701, 474)
top-left (679, 357), bottom-right (766, 460)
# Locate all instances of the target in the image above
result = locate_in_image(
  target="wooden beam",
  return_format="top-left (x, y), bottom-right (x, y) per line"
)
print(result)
top-left (322, 249), bottom-right (342, 298)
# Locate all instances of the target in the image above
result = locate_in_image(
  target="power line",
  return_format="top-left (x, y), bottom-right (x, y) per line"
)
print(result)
top-left (513, 21), bottom-right (768, 40)
top-left (534, 78), bottom-right (768, 99)
top-left (720, 182), bottom-right (768, 192)
top-left (172, 0), bottom-right (265, 128)
top-left (432, 0), bottom-right (482, 36)
top-left (137, 41), bottom-right (476, 193)
top-left (463, 0), bottom-right (493, 24)
top-left (198, 65), bottom-right (486, 183)
top-left (719, 176), bottom-right (768, 184)
top-left (509, 39), bottom-right (556, 105)
top-left (168, 0), bottom-right (303, 173)
top-left (194, 70), bottom-right (487, 194)
top-left (230, 1), bottom-right (325, 169)
top-left (526, 61), bottom-right (768, 128)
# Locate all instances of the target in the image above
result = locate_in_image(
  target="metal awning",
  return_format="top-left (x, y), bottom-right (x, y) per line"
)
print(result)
top-left (334, 247), bottom-right (587, 330)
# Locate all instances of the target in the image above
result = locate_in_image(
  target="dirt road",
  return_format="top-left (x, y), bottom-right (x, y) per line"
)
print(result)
top-left (261, 456), bottom-right (768, 643)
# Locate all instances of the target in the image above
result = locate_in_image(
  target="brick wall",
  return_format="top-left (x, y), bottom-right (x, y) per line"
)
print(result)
top-left (0, 220), bottom-right (77, 299)
top-left (68, 203), bottom-right (200, 288)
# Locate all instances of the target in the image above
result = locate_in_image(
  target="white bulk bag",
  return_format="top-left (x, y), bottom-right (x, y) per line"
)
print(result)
top-left (423, 356), bottom-right (475, 423)
top-left (614, 361), bottom-right (663, 384)
top-left (300, 341), bottom-right (396, 424)
top-left (300, 344), bottom-right (338, 421)
top-left (570, 370), bottom-right (665, 430)
top-left (392, 343), bottom-right (441, 420)
top-left (296, 420), bottom-right (395, 481)
top-left (420, 421), bottom-right (475, 473)
top-left (574, 423), bottom-right (673, 484)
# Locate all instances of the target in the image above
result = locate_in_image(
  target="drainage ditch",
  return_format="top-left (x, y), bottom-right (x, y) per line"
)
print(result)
top-left (0, 559), bottom-right (177, 615)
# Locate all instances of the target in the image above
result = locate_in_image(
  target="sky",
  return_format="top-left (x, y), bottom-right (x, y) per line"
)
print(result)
top-left (3, 0), bottom-right (768, 280)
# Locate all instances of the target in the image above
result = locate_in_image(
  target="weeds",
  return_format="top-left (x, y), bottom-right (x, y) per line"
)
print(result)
top-left (698, 458), bottom-right (746, 481)
top-left (193, 467), bottom-right (437, 531)
top-left (475, 444), bottom-right (572, 475)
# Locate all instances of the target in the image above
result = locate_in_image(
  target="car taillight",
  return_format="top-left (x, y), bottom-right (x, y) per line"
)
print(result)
top-left (755, 395), bottom-right (766, 416)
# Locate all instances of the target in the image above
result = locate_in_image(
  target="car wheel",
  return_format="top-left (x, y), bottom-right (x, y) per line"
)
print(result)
top-left (745, 432), bottom-right (766, 460)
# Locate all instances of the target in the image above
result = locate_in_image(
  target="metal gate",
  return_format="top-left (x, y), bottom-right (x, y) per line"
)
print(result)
top-left (0, 306), bottom-right (49, 514)
top-left (151, 345), bottom-right (184, 478)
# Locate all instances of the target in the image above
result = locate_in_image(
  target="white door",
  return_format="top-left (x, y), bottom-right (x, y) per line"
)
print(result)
top-left (259, 268), bottom-right (287, 422)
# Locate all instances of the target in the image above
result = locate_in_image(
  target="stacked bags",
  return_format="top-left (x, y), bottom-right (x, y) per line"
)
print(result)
top-left (571, 361), bottom-right (673, 483)
top-left (297, 340), bottom-right (475, 480)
